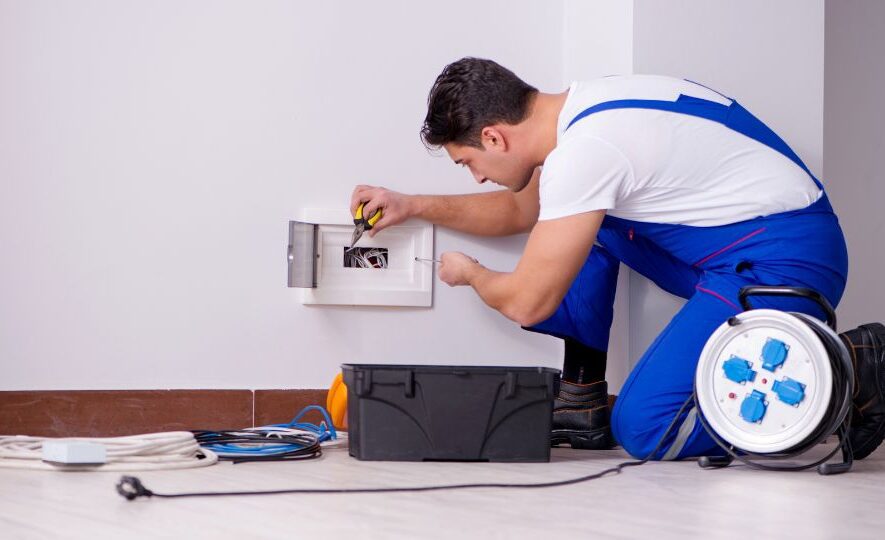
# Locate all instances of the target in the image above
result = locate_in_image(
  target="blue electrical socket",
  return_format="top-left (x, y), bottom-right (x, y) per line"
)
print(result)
top-left (761, 338), bottom-right (789, 372)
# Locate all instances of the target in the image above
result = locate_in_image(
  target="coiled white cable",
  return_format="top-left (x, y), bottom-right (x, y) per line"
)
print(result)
top-left (0, 432), bottom-right (218, 471)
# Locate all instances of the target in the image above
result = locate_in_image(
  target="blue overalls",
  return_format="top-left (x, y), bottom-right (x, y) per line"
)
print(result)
top-left (528, 93), bottom-right (849, 460)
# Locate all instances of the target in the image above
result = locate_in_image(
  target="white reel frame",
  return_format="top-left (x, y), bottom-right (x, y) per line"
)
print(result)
top-left (694, 286), bottom-right (853, 475)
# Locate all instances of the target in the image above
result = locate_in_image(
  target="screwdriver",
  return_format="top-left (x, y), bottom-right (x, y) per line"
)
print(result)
top-left (415, 257), bottom-right (442, 264)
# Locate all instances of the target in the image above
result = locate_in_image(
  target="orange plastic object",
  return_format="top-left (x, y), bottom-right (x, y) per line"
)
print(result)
top-left (326, 372), bottom-right (348, 430)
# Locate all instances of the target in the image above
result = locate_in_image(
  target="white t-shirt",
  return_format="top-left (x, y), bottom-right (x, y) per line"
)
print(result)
top-left (538, 75), bottom-right (822, 226)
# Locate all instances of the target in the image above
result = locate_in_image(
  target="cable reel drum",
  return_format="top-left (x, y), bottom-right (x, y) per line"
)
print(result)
top-left (695, 286), bottom-right (854, 475)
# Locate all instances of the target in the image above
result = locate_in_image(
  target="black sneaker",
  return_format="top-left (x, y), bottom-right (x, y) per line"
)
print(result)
top-left (839, 322), bottom-right (885, 460)
top-left (551, 380), bottom-right (616, 450)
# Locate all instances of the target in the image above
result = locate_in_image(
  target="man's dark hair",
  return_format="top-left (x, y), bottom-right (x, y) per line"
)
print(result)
top-left (420, 57), bottom-right (538, 149)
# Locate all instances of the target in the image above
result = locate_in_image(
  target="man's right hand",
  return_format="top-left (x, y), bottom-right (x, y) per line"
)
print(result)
top-left (350, 185), bottom-right (416, 237)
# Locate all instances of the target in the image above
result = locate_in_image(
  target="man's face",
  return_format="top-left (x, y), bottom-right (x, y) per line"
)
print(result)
top-left (443, 137), bottom-right (535, 193)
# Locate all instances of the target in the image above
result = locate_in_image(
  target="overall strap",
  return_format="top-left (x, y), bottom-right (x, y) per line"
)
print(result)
top-left (566, 94), bottom-right (824, 191)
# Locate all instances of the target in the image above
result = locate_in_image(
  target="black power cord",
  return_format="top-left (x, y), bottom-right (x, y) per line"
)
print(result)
top-left (116, 395), bottom-right (696, 500)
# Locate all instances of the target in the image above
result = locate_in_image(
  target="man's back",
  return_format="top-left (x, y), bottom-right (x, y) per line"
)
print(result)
top-left (539, 75), bottom-right (821, 226)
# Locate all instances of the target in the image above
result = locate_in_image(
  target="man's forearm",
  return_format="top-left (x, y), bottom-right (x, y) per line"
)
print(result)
top-left (409, 191), bottom-right (532, 237)
top-left (438, 211), bottom-right (604, 329)
top-left (464, 264), bottom-right (545, 326)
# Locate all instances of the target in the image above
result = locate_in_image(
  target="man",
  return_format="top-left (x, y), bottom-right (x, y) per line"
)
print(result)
top-left (351, 57), bottom-right (885, 460)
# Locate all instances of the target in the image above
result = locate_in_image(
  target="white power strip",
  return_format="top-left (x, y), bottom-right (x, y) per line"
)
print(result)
top-left (42, 441), bottom-right (107, 465)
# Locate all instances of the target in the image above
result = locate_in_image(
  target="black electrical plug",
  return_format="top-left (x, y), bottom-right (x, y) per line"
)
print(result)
top-left (116, 476), bottom-right (153, 501)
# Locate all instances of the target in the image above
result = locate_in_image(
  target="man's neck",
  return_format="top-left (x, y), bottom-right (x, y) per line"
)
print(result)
top-left (525, 90), bottom-right (570, 166)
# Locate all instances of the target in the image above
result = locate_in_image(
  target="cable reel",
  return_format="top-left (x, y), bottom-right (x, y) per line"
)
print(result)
top-left (694, 286), bottom-right (854, 475)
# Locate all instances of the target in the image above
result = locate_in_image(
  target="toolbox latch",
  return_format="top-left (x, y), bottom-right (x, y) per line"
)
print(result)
top-left (404, 370), bottom-right (415, 398)
top-left (504, 372), bottom-right (517, 399)
top-left (354, 370), bottom-right (373, 397)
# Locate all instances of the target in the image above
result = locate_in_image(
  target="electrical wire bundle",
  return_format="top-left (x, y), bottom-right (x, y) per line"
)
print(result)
top-left (344, 247), bottom-right (388, 269)
top-left (0, 432), bottom-right (218, 471)
top-left (192, 405), bottom-right (337, 464)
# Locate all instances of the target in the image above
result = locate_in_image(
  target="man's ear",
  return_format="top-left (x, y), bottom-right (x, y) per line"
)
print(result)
top-left (480, 126), bottom-right (508, 152)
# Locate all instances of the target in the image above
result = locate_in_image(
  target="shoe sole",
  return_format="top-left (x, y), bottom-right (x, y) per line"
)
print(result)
top-left (551, 428), bottom-right (615, 450)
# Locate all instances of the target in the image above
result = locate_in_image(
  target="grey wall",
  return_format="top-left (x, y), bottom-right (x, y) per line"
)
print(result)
top-left (824, 0), bottom-right (885, 329)
top-left (629, 0), bottom-right (826, 361)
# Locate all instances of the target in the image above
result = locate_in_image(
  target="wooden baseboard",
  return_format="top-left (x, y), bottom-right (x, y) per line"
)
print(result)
top-left (0, 389), bottom-right (618, 438)
top-left (0, 389), bottom-right (327, 437)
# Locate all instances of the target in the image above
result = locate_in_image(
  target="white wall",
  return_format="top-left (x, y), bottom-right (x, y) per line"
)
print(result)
top-left (0, 0), bottom-right (578, 390)
top-left (1, 0), bottom-right (841, 392)
top-left (823, 0), bottom-right (885, 329)
top-left (628, 0), bottom-right (826, 360)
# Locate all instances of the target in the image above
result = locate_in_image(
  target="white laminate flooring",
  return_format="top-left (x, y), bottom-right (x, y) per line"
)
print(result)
top-left (1, 437), bottom-right (883, 539)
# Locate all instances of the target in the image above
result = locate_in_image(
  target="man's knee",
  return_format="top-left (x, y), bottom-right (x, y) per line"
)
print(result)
top-left (613, 395), bottom-right (714, 460)
top-left (611, 396), bottom-right (668, 460)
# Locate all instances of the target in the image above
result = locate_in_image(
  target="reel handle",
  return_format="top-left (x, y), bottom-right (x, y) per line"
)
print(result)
top-left (738, 286), bottom-right (837, 330)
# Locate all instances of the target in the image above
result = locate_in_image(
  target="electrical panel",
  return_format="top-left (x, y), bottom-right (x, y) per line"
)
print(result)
top-left (287, 209), bottom-right (434, 307)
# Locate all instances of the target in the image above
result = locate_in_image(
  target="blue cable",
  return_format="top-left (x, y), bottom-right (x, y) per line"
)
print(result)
top-left (194, 405), bottom-right (337, 460)
top-left (269, 404), bottom-right (338, 442)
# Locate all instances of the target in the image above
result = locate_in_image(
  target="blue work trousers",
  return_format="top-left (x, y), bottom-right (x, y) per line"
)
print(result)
top-left (530, 195), bottom-right (847, 459)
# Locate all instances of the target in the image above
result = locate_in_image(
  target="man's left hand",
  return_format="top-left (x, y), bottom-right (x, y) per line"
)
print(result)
top-left (438, 251), bottom-right (480, 287)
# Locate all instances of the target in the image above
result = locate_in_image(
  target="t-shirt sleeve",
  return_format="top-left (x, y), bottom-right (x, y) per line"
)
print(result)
top-left (537, 134), bottom-right (633, 221)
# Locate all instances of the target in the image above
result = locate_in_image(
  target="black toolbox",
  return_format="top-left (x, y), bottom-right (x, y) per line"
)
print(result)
top-left (342, 364), bottom-right (559, 462)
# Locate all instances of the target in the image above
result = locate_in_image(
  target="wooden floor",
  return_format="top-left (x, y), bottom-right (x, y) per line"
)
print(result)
top-left (1, 437), bottom-right (883, 539)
